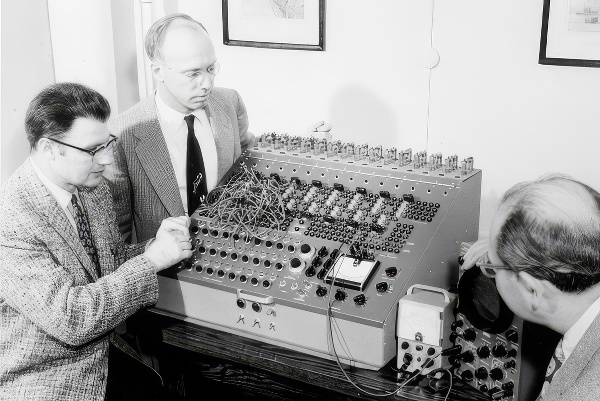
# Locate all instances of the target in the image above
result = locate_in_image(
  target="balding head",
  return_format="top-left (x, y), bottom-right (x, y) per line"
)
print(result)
top-left (491, 175), bottom-right (600, 293)
top-left (148, 14), bottom-right (218, 113)
top-left (145, 13), bottom-right (208, 63)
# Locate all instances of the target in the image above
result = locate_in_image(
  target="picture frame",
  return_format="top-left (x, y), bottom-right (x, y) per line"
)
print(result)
top-left (539, 0), bottom-right (600, 68)
top-left (222, 0), bottom-right (325, 51)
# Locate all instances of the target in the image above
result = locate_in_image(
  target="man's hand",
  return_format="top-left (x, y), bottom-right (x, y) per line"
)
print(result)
top-left (461, 238), bottom-right (489, 271)
top-left (143, 216), bottom-right (192, 272)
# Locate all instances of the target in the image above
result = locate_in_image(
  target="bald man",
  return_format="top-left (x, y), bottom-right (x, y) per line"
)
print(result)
top-left (462, 175), bottom-right (600, 401)
top-left (107, 13), bottom-right (254, 244)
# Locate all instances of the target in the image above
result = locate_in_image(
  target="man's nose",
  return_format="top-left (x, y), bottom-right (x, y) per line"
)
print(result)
top-left (197, 73), bottom-right (214, 89)
top-left (95, 151), bottom-right (114, 166)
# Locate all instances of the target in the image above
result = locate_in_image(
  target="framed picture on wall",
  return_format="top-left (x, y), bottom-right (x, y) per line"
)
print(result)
top-left (539, 0), bottom-right (600, 67)
top-left (222, 0), bottom-right (325, 51)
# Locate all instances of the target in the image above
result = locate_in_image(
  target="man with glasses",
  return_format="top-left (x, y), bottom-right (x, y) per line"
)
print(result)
top-left (462, 175), bottom-right (600, 401)
top-left (107, 13), bottom-right (254, 244)
top-left (0, 82), bottom-right (193, 400)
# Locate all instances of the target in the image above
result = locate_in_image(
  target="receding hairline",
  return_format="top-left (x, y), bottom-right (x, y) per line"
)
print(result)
top-left (147, 15), bottom-right (210, 63)
top-left (494, 176), bottom-right (600, 239)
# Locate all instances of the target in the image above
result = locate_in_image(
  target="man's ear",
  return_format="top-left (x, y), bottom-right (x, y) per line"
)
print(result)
top-left (37, 138), bottom-right (56, 161)
top-left (518, 271), bottom-right (545, 312)
top-left (152, 63), bottom-right (164, 82)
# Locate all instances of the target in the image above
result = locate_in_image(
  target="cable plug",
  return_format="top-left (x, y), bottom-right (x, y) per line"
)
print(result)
top-left (440, 345), bottom-right (462, 356)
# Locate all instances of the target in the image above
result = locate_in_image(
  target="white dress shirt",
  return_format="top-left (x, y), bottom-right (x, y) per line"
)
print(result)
top-left (155, 92), bottom-right (218, 214)
top-left (30, 157), bottom-right (80, 231)
top-left (562, 295), bottom-right (600, 361)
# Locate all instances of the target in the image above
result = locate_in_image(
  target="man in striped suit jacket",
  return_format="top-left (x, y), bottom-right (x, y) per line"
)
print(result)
top-left (107, 13), bottom-right (254, 244)
top-left (0, 83), bottom-right (192, 400)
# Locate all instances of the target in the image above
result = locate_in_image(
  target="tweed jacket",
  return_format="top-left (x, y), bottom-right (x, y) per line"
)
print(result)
top-left (540, 309), bottom-right (600, 401)
top-left (106, 87), bottom-right (253, 243)
top-left (0, 159), bottom-right (159, 401)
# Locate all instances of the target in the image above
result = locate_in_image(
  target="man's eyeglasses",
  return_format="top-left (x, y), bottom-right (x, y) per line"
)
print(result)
top-left (478, 252), bottom-right (511, 278)
top-left (48, 135), bottom-right (117, 161)
top-left (165, 61), bottom-right (220, 83)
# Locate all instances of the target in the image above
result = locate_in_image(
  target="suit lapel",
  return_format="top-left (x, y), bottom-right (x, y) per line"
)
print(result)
top-left (549, 311), bottom-right (600, 399)
top-left (134, 96), bottom-right (184, 216)
top-left (21, 160), bottom-right (98, 281)
top-left (207, 96), bottom-right (234, 182)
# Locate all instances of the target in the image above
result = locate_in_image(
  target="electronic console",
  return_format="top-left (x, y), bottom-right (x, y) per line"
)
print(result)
top-left (154, 135), bottom-right (481, 370)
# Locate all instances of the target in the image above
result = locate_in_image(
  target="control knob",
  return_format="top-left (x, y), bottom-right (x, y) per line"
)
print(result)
top-left (461, 370), bottom-right (474, 381)
top-left (489, 368), bottom-right (504, 381)
top-left (459, 351), bottom-right (475, 363)
top-left (450, 320), bottom-right (464, 331)
top-left (506, 329), bottom-right (519, 343)
top-left (353, 294), bottom-right (366, 306)
top-left (316, 286), bottom-right (327, 297)
top-left (305, 266), bottom-right (316, 277)
top-left (477, 345), bottom-right (490, 359)
top-left (375, 282), bottom-right (388, 293)
top-left (462, 328), bottom-right (476, 342)
top-left (492, 344), bottom-right (507, 358)
top-left (501, 381), bottom-right (514, 390)
top-left (475, 367), bottom-right (488, 380)
top-left (334, 289), bottom-right (347, 301)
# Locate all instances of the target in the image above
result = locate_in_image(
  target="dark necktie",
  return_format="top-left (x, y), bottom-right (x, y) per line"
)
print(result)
top-left (71, 194), bottom-right (101, 277)
top-left (184, 114), bottom-right (208, 214)
top-left (539, 338), bottom-right (565, 399)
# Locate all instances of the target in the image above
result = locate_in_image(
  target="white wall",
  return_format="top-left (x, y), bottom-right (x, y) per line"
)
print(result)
top-left (1, 0), bottom-right (55, 183)
top-left (183, 0), bottom-right (433, 151)
top-left (111, 0), bottom-right (141, 112)
top-left (48, 0), bottom-right (120, 112)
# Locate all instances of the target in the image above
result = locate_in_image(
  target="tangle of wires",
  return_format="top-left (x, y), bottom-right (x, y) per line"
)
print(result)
top-left (195, 163), bottom-right (289, 250)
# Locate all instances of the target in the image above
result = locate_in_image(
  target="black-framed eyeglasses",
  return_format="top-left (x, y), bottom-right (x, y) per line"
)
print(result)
top-left (478, 252), bottom-right (511, 278)
top-left (48, 135), bottom-right (117, 161)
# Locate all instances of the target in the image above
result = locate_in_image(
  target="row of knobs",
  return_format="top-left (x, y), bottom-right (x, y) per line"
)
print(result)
top-left (448, 337), bottom-right (517, 360)
top-left (451, 320), bottom-right (519, 343)
top-left (314, 283), bottom-right (389, 305)
top-left (460, 366), bottom-right (512, 382)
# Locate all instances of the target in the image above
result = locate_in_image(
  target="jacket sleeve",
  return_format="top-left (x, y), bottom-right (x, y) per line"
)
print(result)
top-left (105, 136), bottom-right (135, 244)
top-left (0, 236), bottom-right (158, 347)
top-left (234, 90), bottom-right (255, 151)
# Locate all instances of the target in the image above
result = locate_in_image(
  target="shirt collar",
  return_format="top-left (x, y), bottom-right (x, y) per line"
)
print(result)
top-left (155, 90), bottom-right (208, 127)
top-left (562, 294), bottom-right (600, 360)
top-left (30, 157), bottom-right (78, 211)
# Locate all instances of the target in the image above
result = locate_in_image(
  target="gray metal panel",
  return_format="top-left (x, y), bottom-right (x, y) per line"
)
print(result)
top-left (155, 147), bottom-right (482, 370)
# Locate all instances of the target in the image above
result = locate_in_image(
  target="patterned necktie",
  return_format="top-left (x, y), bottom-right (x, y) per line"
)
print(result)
top-left (538, 338), bottom-right (565, 399)
top-left (71, 194), bottom-right (101, 277)
top-left (184, 114), bottom-right (208, 214)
